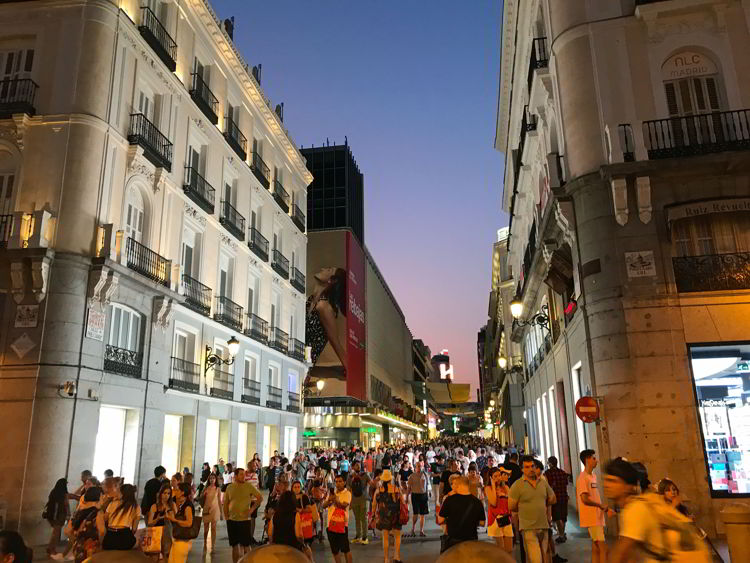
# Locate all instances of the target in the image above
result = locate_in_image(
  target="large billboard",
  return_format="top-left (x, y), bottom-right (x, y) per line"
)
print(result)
top-left (306, 230), bottom-right (367, 402)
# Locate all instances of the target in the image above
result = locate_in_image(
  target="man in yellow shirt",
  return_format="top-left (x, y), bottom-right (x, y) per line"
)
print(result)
top-left (223, 468), bottom-right (263, 563)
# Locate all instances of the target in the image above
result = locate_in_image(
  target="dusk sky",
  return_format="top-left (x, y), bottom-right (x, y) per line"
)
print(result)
top-left (214, 0), bottom-right (506, 394)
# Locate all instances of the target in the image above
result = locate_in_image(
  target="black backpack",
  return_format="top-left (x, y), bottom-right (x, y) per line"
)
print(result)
top-left (351, 475), bottom-right (363, 497)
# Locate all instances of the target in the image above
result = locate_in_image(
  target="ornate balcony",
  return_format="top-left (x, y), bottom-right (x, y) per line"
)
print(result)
top-left (270, 327), bottom-right (289, 354)
top-left (527, 37), bottom-right (549, 92)
top-left (220, 200), bottom-right (246, 241)
top-left (273, 180), bottom-right (290, 213)
top-left (127, 113), bottom-right (173, 171)
top-left (287, 391), bottom-right (301, 413)
top-left (182, 274), bottom-right (211, 317)
top-left (138, 6), bottom-right (177, 71)
top-left (266, 385), bottom-right (282, 409)
top-left (289, 338), bottom-right (305, 362)
top-left (0, 78), bottom-right (38, 119)
top-left (643, 109), bottom-right (750, 159)
top-left (248, 227), bottom-right (269, 262)
top-left (104, 344), bottom-right (142, 378)
top-left (210, 368), bottom-right (234, 401)
top-left (241, 378), bottom-right (261, 405)
top-left (291, 203), bottom-right (306, 233)
top-left (182, 166), bottom-right (215, 214)
top-left (190, 73), bottom-right (218, 125)
top-left (169, 357), bottom-right (200, 394)
top-left (224, 116), bottom-right (247, 161)
top-left (272, 249), bottom-right (289, 279)
top-left (125, 237), bottom-right (171, 287)
top-left (673, 252), bottom-right (750, 293)
top-left (291, 267), bottom-right (305, 294)
top-left (214, 295), bottom-right (243, 331)
top-left (0, 214), bottom-right (12, 248)
top-left (250, 152), bottom-right (270, 189)
top-left (245, 313), bottom-right (269, 344)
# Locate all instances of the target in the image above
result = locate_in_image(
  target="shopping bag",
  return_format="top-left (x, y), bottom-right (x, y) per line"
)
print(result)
top-left (300, 511), bottom-right (314, 540)
top-left (327, 507), bottom-right (347, 534)
top-left (140, 526), bottom-right (163, 553)
top-left (399, 499), bottom-right (409, 525)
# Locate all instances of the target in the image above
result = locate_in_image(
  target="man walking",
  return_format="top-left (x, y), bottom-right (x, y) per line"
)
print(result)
top-left (439, 458), bottom-right (461, 503)
top-left (437, 475), bottom-right (486, 552)
top-left (322, 474), bottom-right (353, 563)
top-left (509, 455), bottom-right (556, 563)
top-left (407, 461), bottom-right (430, 537)
top-left (577, 450), bottom-right (612, 563)
top-left (544, 456), bottom-right (569, 543)
top-left (502, 452), bottom-right (522, 486)
top-left (223, 468), bottom-right (263, 563)
top-left (430, 454), bottom-right (445, 509)
top-left (347, 460), bottom-right (371, 544)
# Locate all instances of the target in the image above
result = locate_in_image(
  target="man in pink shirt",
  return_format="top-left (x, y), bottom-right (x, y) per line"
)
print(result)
top-left (576, 449), bottom-right (614, 563)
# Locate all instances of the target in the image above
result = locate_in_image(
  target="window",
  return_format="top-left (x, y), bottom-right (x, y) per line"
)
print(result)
top-left (124, 187), bottom-right (145, 243)
top-left (218, 253), bottom-right (234, 298)
top-left (244, 354), bottom-right (258, 381)
top-left (109, 304), bottom-right (141, 351)
top-left (268, 363), bottom-right (280, 387)
top-left (247, 273), bottom-right (259, 315)
top-left (288, 370), bottom-right (298, 394)
top-left (0, 148), bottom-right (16, 214)
top-left (204, 418), bottom-right (220, 467)
top-left (161, 414), bottom-right (182, 476)
top-left (672, 212), bottom-right (750, 257)
top-left (181, 226), bottom-right (201, 278)
top-left (542, 392), bottom-right (551, 462)
top-left (270, 291), bottom-right (280, 328)
top-left (548, 387), bottom-right (560, 462)
top-left (0, 48), bottom-right (34, 105)
top-left (173, 329), bottom-right (196, 362)
top-left (92, 406), bottom-right (139, 483)
top-left (284, 426), bottom-right (298, 455)
top-left (536, 397), bottom-right (546, 460)
top-left (661, 51), bottom-right (723, 117)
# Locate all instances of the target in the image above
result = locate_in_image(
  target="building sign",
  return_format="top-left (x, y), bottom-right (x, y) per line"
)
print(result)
top-left (85, 308), bottom-right (106, 341)
top-left (661, 51), bottom-right (717, 80)
top-left (14, 304), bottom-right (38, 328)
top-left (302, 430), bottom-right (316, 437)
top-left (667, 198), bottom-right (750, 226)
top-left (625, 251), bottom-right (656, 278)
top-left (346, 231), bottom-right (367, 401)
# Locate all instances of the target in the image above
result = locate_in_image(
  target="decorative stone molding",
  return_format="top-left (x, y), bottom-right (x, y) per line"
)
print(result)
top-left (0, 114), bottom-right (32, 151)
top-left (153, 296), bottom-right (174, 331)
top-left (10, 262), bottom-right (24, 304)
top-left (554, 201), bottom-right (576, 247)
top-left (183, 202), bottom-right (207, 226)
top-left (30, 257), bottom-right (51, 303)
top-left (248, 257), bottom-right (259, 268)
top-left (611, 177), bottom-right (629, 226)
top-left (640, 3), bottom-right (727, 43)
top-left (120, 30), bottom-right (182, 99)
top-left (219, 234), bottom-right (238, 251)
top-left (636, 176), bottom-right (652, 224)
top-left (126, 146), bottom-right (165, 193)
top-left (272, 276), bottom-right (281, 286)
top-left (191, 116), bottom-right (208, 134)
top-left (88, 266), bottom-right (119, 311)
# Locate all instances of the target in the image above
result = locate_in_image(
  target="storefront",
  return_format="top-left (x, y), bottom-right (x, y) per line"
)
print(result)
top-left (689, 343), bottom-right (750, 496)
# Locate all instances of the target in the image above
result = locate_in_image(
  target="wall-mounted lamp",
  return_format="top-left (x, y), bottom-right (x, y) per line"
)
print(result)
top-left (497, 355), bottom-right (507, 369)
top-left (510, 297), bottom-right (550, 330)
top-left (205, 336), bottom-right (240, 376)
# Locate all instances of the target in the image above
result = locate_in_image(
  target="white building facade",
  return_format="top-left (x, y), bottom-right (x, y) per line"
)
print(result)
top-left (0, 0), bottom-right (310, 541)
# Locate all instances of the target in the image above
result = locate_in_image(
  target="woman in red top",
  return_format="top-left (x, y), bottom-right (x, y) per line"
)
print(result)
top-left (484, 467), bottom-right (513, 552)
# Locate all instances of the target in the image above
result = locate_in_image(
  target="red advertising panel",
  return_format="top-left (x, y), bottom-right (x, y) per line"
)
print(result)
top-left (346, 231), bottom-right (366, 401)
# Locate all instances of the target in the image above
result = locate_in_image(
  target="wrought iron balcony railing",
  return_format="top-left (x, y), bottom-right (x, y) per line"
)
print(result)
top-left (673, 252), bottom-right (750, 293)
top-left (241, 378), bottom-right (261, 405)
top-left (169, 357), bottom-right (200, 393)
top-left (270, 327), bottom-right (289, 354)
top-left (138, 6), bottom-right (177, 71)
top-left (643, 109), bottom-right (750, 159)
top-left (0, 78), bottom-right (38, 118)
top-left (104, 344), bottom-right (143, 378)
top-left (527, 37), bottom-right (549, 92)
top-left (190, 73), bottom-right (219, 125)
top-left (248, 227), bottom-right (269, 262)
top-left (183, 166), bottom-right (215, 214)
top-left (266, 384), bottom-right (282, 409)
top-left (0, 214), bottom-right (12, 248)
top-left (245, 313), bottom-right (269, 344)
top-left (250, 152), bottom-right (270, 189)
top-left (291, 267), bottom-right (305, 294)
top-left (125, 236), bottom-right (171, 287)
top-left (214, 295), bottom-right (243, 331)
top-left (272, 249), bottom-right (289, 279)
top-left (127, 113), bottom-right (173, 171)
top-left (287, 391), bottom-right (301, 413)
top-left (291, 203), bottom-right (306, 233)
top-left (210, 368), bottom-right (234, 401)
top-left (182, 274), bottom-right (211, 316)
top-left (224, 116), bottom-right (247, 161)
top-left (273, 180), bottom-right (290, 213)
top-left (289, 337), bottom-right (305, 362)
top-left (220, 200), bottom-right (246, 241)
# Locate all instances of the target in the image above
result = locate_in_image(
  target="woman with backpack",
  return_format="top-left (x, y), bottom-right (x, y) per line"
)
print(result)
top-left (373, 469), bottom-right (404, 563)
top-left (167, 483), bottom-right (196, 563)
top-left (45, 478), bottom-right (70, 558)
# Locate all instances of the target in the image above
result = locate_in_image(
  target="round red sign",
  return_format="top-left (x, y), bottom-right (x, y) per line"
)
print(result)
top-left (575, 396), bottom-right (600, 423)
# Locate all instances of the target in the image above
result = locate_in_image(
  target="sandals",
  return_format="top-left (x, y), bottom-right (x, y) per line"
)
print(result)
top-left (419, 531), bottom-right (426, 537)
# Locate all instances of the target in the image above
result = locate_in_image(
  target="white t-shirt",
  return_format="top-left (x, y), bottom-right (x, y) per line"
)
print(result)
top-left (246, 472), bottom-right (259, 489)
top-left (327, 488), bottom-right (352, 526)
top-left (619, 499), bottom-right (664, 563)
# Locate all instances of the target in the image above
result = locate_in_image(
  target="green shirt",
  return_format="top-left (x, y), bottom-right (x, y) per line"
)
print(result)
top-left (509, 476), bottom-right (554, 531)
top-left (224, 481), bottom-right (261, 521)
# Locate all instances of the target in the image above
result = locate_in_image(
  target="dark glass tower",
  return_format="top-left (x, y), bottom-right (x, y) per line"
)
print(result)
top-left (300, 141), bottom-right (365, 245)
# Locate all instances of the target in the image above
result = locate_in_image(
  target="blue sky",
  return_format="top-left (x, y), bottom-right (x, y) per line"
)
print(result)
top-left (213, 0), bottom-right (507, 393)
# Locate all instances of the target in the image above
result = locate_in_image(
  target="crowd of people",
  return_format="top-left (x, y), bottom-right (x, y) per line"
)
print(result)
top-left (35, 438), bottom-right (713, 563)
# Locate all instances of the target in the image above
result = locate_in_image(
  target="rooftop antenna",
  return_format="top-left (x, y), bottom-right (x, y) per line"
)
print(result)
top-left (326, 137), bottom-right (329, 146)
top-left (223, 17), bottom-right (234, 40)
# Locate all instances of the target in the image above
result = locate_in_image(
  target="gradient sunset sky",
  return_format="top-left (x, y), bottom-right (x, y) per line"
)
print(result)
top-left (213, 0), bottom-right (507, 394)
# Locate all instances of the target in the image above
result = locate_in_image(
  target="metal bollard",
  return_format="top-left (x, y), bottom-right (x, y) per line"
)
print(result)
top-left (720, 503), bottom-right (750, 563)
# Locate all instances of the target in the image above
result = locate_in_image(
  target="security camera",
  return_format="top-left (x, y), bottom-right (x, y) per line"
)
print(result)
top-left (62, 381), bottom-right (76, 397)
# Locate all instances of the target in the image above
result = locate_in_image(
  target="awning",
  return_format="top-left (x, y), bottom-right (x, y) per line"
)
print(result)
top-left (303, 405), bottom-right (427, 433)
top-left (426, 382), bottom-right (471, 403)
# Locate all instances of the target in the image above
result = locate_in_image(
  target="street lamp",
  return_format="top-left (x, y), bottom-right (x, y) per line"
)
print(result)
top-left (497, 355), bottom-right (507, 369)
top-left (316, 379), bottom-right (325, 391)
top-left (510, 295), bottom-right (550, 330)
top-left (204, 336), bottom-right (240, 376)
top-left (490, 399), bottom-right (496, 407)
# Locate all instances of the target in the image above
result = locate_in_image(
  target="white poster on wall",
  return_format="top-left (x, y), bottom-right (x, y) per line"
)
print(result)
top-left (625, 251), bottom-right (656, 278)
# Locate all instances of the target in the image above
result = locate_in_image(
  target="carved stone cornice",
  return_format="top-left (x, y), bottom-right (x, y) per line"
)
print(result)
top-left (88, 264), bottom-right (120, 311)
top-left (0, 114), bottom-right (34, 151)
top-left (126, 145), bottom-right (163, 193)
top-left (120, 28), bottom-right (183, 100)
top-left (183, 202), bottom-right (207, 227)
top-left (637, 0), bottom-right (729, 43)
top-left (153, 296), bottom-right (174, 331)
top-left (219, 233), bottom-right (238, 251)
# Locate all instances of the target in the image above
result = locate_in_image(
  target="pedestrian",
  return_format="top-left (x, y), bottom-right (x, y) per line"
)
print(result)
top-left (347, 460), bottom-right (371, 544)
top-left (656, 478), bottom-right (691, 517)
top-left (167, 483), bottom-right (195, 563)
top-left (198, 472), bottom-right (222, 552)
top-left (544, 456), bottom-right (569, 544)
top-left (146, 483), bottom-right (173, 561)
top-left (141, 466), bottom-right (168, 518)
top-left (502, 452), bottom-right (522, 486)
top-left (65, 486), bottom-right (102, 563)
top-left (577, 450), bottom-right (612, 563)
top-left (224, 467), bottom-right (263, 563)
top-left (45, 478), bottom-right (70, 558)
top-left (267, 491), bottom-right (308, 557)
top-left (323, 474), bottom-right (353, 563)
top-left (485, 467), bottom-right (513, 553)
top-left (439, 459), bottom-right (461, 502)
top-left (292, 479), bottom-right (318, 559)
top-left (245, 460), bottom-right (261, 544)
top-left (508, 455), bottom-right (556, 563)
top-left (0, 530), bottom-right (33, 563)
top-left (430, 454), bottom-right (445, 509)
top-left (406, 461), bottom-right (430, 537)
top-left (100, 483), bottom-right (140, 550)
top-left (373, 469), bottom-right (403, 563)
top-left (480, 455), bottom-right (496, 484)
top-left (437, 475), bottom-right (486, 553)
top-left (467, 462), bottom-right (484, 499)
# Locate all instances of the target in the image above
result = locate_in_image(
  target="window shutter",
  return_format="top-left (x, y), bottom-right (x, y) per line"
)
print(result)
top-left (664, 82), bottom-right (679, 116)
top-left (705, 77), bottom-right (720, 111)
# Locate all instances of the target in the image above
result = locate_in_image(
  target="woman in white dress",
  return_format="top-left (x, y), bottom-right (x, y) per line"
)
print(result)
top-left (199, 473), bottom-right (222, 552)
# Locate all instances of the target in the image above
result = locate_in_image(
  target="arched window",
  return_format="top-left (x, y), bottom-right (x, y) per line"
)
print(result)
top-left (672, 211), bottom-right (750, 257)
top-left (124, 186), bottom-right (145, 243)
top-left (661, 51), bottom-right (723, 117)
top-left (108, 303), bottom-right (142, 352)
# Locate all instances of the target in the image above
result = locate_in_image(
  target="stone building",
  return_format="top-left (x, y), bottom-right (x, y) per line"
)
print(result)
top-left (0, 0), bottom-right (309, 541)
top-left (496, 0), bottom-right (750, 535)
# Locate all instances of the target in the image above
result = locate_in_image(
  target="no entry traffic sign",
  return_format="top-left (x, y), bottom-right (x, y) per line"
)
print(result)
top-left (575, 396), bottom-right (600, 423)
